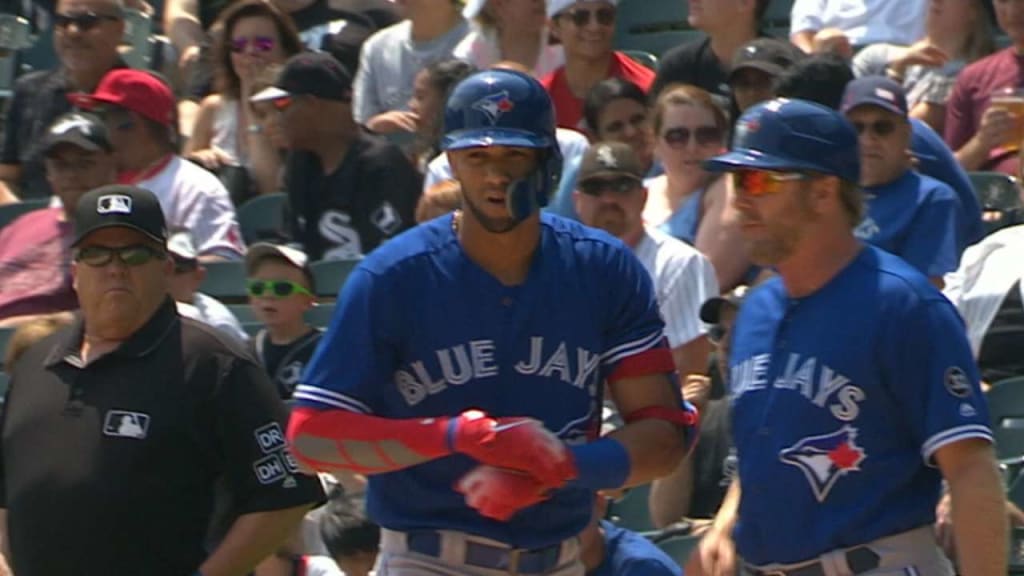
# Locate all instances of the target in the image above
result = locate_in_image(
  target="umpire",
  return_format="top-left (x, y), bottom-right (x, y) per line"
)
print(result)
top-left (0, 185), bottom-right (324, 576)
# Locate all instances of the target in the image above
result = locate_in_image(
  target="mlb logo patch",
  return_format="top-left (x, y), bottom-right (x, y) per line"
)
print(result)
top-left (97, 194), bottom-right (132, 215)
top-left (103, 410), bottom-right (150, 439)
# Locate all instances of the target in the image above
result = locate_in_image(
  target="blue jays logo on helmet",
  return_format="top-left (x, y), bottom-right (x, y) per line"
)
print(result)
top-left (779, 425), bottom-right (866, 502)
top-left (471, 90), bottom-right (516, 125)
top-left (440, 69), bottom-right (563, 221)
top-left (704, 98), bottom-right (861, 184)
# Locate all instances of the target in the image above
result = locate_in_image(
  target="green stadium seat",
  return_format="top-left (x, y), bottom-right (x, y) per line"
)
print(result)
top-left (305, 303), bottom-right (336, 328)
top-left (0, 372), bottom-right (8, 402)
top-left (310, 259), bottom-right (360, 298)
top-left (762, 0), bottom-right (794, 38)
top-left (0, 198), bottom-right (50, 230)
top-left (606, 482), bottom-right (655, 532)
top-left (120, 8), bottom-right (154, 69)
top-left (199, 261), bottom-right (248, 301)
top-left (968, 171), bottom-right (1023, 236)
top-left (987, 376), bottom-right (1024, 460)
top-left (227, 304), bottom-right (258, 324)
top-left (0, 326), bottom-right (14, 372)
top-left (614, 0), bottom-right (702, 57)
top-left (237, 193), bottom-right (288, 245)
top-left (656, 534), bottom-right (700, 568)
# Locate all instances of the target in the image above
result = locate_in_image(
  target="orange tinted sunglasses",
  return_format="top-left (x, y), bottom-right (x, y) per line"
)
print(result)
top-left (730, 170), bottom-right (808, 197)
top-left (271, 97), bottom-right (293, 112)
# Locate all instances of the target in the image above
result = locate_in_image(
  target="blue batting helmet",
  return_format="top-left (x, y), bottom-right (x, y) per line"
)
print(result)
top-left (442, 69), bottom-right (563, 220)
top-left (704, 98), bottom-right (860, 184)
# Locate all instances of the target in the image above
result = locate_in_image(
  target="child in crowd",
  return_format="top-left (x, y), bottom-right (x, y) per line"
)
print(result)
top-left (246, 243), bottom-right (322, 399)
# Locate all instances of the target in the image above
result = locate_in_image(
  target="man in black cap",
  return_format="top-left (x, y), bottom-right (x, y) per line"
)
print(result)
top-left (0, 112), bottom-right (117, 326)
top-left (0, 185), bottom-right (325, 576)
top-left (728, 38), bottom-right (805, 113)
top-left (251, 51), bottom-right (420, 260)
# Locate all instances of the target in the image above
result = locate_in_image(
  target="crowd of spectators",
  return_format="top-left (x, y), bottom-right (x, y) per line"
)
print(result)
top-left (1, 0), bottom-right (1024, 574)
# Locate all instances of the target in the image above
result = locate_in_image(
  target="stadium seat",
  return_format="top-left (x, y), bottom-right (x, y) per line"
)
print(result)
top-left (762, 0), bottom-right (795, 38)
top-left (606, 482), bottom-right (655, 532)
top-left (242, 322), bottom-right (263, 338)
top-left (987, 376), bottom-right (1024, 460)
top-left (310, 259), bottom-right (360, 298)
top-left (0, 326), bottom-right (14, 372)
top-left (305, 303), bottom-right (337, 328)
top-left (238, 192), bottom-right (289, 245)
top-left (0, 14), bottom-right (32, 99)
top-left (199, 261), bottom-right (249, 302)
top-left (614, 0), bottom-right (702, 57)
top-left (968, 171), bottom-right (1023, 236)
top-left (120, 8), bottom-right (154, 69)
top-left (656, 534), bottom-right (700, 568)
top-left (0, 372), bottom-right (8, 402)
top-left (622, 49), bottom-right (659, 71)
top-left (227, 304), bottom-right (258, 324)
top-left (0, 198), bottom-right (49, 231)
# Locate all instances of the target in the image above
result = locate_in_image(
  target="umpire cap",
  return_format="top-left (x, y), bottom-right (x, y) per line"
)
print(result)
top-left (704, 98), bottom-right (860, 184)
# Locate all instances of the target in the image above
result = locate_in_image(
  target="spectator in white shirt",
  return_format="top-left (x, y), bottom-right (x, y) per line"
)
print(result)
top-left (166, 230), bottom-right (248, 342)
top-left (453, 0), bottom-right (565, 78)
top-left (790, 0), bottom-right (929, 55)
top-left (574, 142), bottom-right (718, 377)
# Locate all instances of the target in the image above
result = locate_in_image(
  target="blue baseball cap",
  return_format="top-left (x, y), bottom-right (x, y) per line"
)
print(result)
top-left (704, 98), bottom-right (861, 184)
top-left (840, 76), bottom-right (908, 117)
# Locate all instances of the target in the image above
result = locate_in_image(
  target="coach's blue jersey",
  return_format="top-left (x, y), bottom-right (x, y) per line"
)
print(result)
top-left (295, 212), bottom-right (669, 548)
top-left (728, 246), bottom-right (992, 565)
top-left (854, 170), bottom-right (961, 278)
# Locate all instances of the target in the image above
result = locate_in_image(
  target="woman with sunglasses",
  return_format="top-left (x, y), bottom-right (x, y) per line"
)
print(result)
top-left (185, 0), bottom-right (303, 203)
top-left (644, 84), bottom-right (752, 291)
top-left (453, 0), bottom-right (564, 78)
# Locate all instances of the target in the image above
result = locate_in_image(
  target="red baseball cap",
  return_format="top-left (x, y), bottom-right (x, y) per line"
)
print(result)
top-left (68, 69), bottom-right (175, 127)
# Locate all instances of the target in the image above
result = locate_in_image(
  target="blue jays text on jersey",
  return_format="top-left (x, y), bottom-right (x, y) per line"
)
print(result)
top-left (294, 212), bottom-right (672, 549)
top-left (727, 246), bottom-right (992, 565)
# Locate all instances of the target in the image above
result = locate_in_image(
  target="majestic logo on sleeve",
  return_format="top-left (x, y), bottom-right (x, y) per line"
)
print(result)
top-left (472, 91), bottom-right (515, 125)
top-left (779, 425), bottom-right (867, 502)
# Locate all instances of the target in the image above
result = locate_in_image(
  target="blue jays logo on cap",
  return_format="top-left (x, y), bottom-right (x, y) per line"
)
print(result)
top-left (97, 194), bottom-right (133, 215)
top-left (779, 425), bottom-right (866, 502)
top-left (472, 90), bottom-right (516, 125)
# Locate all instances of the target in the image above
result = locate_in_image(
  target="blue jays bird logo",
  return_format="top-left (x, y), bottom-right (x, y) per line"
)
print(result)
top-left (472, 91), bottom-right (515, 125)
top-left (779, 425), bottom-right (866, 502)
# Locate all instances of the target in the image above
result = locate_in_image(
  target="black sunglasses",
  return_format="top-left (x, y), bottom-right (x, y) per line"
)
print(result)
top-left (851, 119), bottom-right (898, 138)
top-left (74, 244), bottom-right (165, 268)
top-left (55, 11), bottom-right (121, 31)
top-left (662, 125), bottom-right (722, 148)
top-left (580, 176), bottom-right (641, 196)
top-left (247, 279), bottom-right (312, 298)
top-left (561, 7), bottom-right (616, 27)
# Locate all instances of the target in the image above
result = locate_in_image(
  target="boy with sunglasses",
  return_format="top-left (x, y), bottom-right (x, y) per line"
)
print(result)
top-left (246, 242), bottom-right (322, 400)
top-left (840, 76), bottom-right (963, 288)
top-left (542, 0), bottom-right (654, 130)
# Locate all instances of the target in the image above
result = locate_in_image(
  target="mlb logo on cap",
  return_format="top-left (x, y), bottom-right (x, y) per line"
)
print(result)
top-left (97, 194), bottom-right (132, 215)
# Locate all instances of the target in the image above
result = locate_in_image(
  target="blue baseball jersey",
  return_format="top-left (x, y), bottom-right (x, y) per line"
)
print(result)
top-left (591, 521), bottom-right (682, 576)
top-left (294, 212), bottom-right (671, 549)
top-left (910, 118), bottom-right (984, 249)
top-left (855, 170), bottom-right (962, 277)
top-left (728, 246), bottom-right (992, 565)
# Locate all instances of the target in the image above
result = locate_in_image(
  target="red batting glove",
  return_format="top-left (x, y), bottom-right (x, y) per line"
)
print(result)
top-left (449, 410), bottom-right (576, 487)
top-left (456, 465), bottom-right (550, 521)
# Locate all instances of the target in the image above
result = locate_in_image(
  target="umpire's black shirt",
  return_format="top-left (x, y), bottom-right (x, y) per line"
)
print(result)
top-left (0, 299), bottom-right (325, 576)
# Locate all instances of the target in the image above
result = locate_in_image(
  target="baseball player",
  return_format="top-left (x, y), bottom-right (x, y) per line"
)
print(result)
top-left (286, 68), bottom-right (698, 575)
top-left (692, 98), bottom-right (1005, 576)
